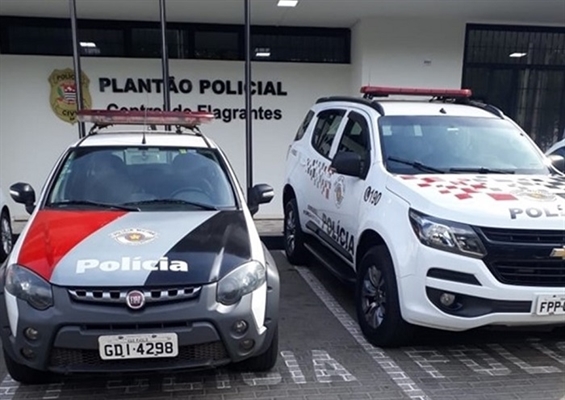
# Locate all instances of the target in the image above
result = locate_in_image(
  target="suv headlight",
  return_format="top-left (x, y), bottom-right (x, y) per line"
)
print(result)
top-left (4, 264), bottom-right (53, 310)
top-left (217, 261), bottom-right (266, 306)
top-left (409, 209), bottom-right (487, 258)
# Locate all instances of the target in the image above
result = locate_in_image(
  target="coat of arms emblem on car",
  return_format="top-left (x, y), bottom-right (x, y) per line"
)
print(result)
top-left (110, 228), bottom-right (157, 245)
top-left (334, 176), bottom-right (345, 208)
top-left (512, 189), bottom-right (556, 202)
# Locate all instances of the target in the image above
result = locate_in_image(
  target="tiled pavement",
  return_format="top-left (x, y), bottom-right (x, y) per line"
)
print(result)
top-left (0, 252), bottom-right (564, 400)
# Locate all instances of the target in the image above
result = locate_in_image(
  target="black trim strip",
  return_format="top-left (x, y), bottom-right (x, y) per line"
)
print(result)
top-left (305, 221), bottom-right (353, 263)
top-left (427, 268), bottom-right (482, 286)
top-left (426, 287), bottom-right (532, 318)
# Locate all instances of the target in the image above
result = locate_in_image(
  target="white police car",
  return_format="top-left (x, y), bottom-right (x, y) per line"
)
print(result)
top-left (283, 86), bottom-right (565, 347)
top-left (0, 187), bottom-right (14, 263)
top-left (1, 110), bottom-right (279, 383)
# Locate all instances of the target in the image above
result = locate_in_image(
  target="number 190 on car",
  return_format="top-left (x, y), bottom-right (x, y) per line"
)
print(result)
top-left (98, 333), bottom-right (178, 360)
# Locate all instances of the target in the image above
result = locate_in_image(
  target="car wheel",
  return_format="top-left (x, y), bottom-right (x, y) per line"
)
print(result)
top-left (3, 348), bottom-right (51, 385)
top-left (355, 246), bottom-right (414, 348)
top-left (283, 197), bottom-right (309, 265)
top-left (0, 209), bottom-right (13, 263)
top-left (231, 327), bottom-right (279, 372)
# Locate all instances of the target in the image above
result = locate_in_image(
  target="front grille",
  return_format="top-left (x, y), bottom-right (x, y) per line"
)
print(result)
top-left (490, 259), bottom-right (565, 287)
top-left (479, 227), bottom-right (565, 244)
top-left (49, 342), bottom-right (228, 369)
top-left (68, 286), bottom-right (201, 307)
top-left (476, 227), bottom-right (565, 287)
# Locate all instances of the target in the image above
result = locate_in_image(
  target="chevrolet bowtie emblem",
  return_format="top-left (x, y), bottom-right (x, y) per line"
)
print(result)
top-left (550, 246), bottom-right (565, 260)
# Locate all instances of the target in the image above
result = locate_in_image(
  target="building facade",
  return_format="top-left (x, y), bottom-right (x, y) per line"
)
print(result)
top-left (0, 1), bottom-right (564, 221)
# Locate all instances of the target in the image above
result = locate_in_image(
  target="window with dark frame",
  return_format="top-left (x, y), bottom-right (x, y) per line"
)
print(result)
top-left (0, 16), bottom-right (350, 64)
top-left (311, 109), bottom-right (346, 159)
top-left (463, 24), bottom-right (565, 152)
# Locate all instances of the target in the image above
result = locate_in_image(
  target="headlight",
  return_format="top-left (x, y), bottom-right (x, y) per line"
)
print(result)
top-left (4, 264), bottom-right (53, 310)
top-left (409, 209), bottom-right (487, 258)
top-left (217, 261), bottom-right (266, 306)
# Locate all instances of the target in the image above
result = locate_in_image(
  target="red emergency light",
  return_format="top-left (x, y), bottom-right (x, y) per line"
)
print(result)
top-left (360, 86), bottom-right (472, 98)
top-left (77, 109), bottom-right (215, 128)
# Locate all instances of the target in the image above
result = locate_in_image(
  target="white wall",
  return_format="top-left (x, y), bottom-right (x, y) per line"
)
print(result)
top-left (0, 17), bottom-right (469, 223)
top-left (0, 55), bottom-right (351, 221)
top-left (351, 17), bottom-right (467, 93)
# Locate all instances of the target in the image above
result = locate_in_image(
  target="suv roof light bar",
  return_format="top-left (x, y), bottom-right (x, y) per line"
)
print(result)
top-left (77, 109), bottom-right (215, 128)
top-left (361, 86), bottom-right (472, 99)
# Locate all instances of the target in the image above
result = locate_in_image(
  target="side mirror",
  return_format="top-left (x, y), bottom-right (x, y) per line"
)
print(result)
top-left (331, 152), bottom-right (362, 178)
top-left (10, 182), bottom-right (36, 215)
top-left (248, 184), bottom-right (275, 216)
top-left (548, 154), bottom-right (565, 173)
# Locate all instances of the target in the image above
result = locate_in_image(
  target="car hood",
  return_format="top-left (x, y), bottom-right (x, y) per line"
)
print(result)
top-left (387, 174), bottom-right (565, 229)
top-left (16, 209), bottom-right (253, 287)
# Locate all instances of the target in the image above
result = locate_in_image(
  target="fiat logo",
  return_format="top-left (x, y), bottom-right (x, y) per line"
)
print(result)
top-left (126, 290), bottom-right (145, 310)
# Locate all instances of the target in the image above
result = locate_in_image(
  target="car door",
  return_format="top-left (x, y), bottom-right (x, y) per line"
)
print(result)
top-left (324, 110), bottom-right (373, 265)
top-left (302, 108), bottom-right (347, 236)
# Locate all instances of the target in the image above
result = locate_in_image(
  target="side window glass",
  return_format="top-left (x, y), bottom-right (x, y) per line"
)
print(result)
top-left (336, 112), bottom-right (371, 171)
top-left (311, 109), bottom-right (345, 158)
top-left (294, 110), bottom-right (315, 141)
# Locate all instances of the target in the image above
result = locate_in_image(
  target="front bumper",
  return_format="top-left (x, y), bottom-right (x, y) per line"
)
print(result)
top-left (397, 243), bottom-right (565, 332)
top-left (0, 258), bottom-right (279, 374)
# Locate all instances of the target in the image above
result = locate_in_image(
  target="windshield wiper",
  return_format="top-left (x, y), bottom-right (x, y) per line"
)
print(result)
top-left (123, 199), bottom-right (219, 211)
top-left (449, 167), bottom-right (515, 174)
top-left (48, 200), bottom-right (139, 211)
top-left (387, 157), bottom-right (445, 174)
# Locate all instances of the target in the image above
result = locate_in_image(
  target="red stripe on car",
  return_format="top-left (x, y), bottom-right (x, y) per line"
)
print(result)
top-left (17, 210), bottom-right (127, 281)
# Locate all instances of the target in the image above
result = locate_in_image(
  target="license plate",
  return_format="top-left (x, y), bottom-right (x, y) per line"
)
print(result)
top-left (98, 333), bottom-right (178, 360)
top-left (534, 294), bottom-right (565, 316)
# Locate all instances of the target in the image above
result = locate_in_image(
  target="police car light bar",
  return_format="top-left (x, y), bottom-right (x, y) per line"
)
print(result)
top-left (361, 86), bottom-right (472, 98)
top-left (77, 109), bottom-right (215, 127)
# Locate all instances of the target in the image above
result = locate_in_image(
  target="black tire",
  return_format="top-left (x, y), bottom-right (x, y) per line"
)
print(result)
top-left (231, 327), bottom-right (279, 372)
top-left (355, 246), bottom-right (415, 348)
top-left (0, 209), bottom-right (13, 263)
top-left (3, 348), bottom-right (51, 385)
top-left (283, 197), bottom-right (309, 265)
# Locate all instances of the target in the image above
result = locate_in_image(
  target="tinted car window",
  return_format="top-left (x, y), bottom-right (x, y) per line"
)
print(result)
top-left (311, 109), bottom-right (345, 158)
top-left (294, 110), bottom-right (314, 141)
top-left (46, 147), bottom-right (237, 209)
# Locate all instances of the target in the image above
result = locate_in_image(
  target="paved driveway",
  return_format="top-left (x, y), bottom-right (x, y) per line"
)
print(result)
top-left (0, 251), bottom-right (563, 400)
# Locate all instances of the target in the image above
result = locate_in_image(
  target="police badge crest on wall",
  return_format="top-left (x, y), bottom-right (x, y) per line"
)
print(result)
top-left (49, 68), bottom-right (92, 124)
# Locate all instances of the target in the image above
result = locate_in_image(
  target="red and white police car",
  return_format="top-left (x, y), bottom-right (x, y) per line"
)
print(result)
top-left (1, 110), bottom-right (279, 383)
top-left (283, 86), bottom-right (565, 347)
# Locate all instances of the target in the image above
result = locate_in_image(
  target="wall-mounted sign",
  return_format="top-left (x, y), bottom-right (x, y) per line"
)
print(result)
top-left (49, 68), bottom-right (92, 124)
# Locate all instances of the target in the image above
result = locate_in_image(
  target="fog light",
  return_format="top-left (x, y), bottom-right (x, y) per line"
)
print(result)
top-left (24, 327), bottom-right (39, 341)
top-left (239, 339), bottom-right (255, 352)
top-left (232, 320), bottom-right (248, 335)
top-left (21, 348), bottom-right (35, 360)
top-left (440, 292), bottom-right (456, 307)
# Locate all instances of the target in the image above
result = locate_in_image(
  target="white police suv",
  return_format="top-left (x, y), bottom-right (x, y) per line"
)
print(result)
top-left (283, 86), bottom-right (565, 347)
top-left (1, 110), bottom-right (279, 383)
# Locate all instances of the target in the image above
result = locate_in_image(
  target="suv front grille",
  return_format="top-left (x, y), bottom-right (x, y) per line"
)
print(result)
top-left (480, 227), bottom-right (565, 244)
top-left (476, 227), bottom-right (565, 287)
top-left (49, 341), bottom-right (228, 369)
top-left (68, 286), bottom-right (201, 307)
top-left (490, 259), bottom-right (565, 287)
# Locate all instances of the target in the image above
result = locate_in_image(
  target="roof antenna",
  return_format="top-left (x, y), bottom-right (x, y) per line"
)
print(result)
top-left (141, 92), bottom-right (149, 145)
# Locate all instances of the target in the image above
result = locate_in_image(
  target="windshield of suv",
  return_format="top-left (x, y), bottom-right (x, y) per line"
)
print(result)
top-left (379, 116), bottom-right (550, 175)
top-left (46, 146), bottom-right (237, 211)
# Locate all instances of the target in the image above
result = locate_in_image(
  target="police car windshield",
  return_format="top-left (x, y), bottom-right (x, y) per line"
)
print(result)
top-left (379, 116), bottom-right (550, 175)
top-left (46, 147), bottom-right (238, 210)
